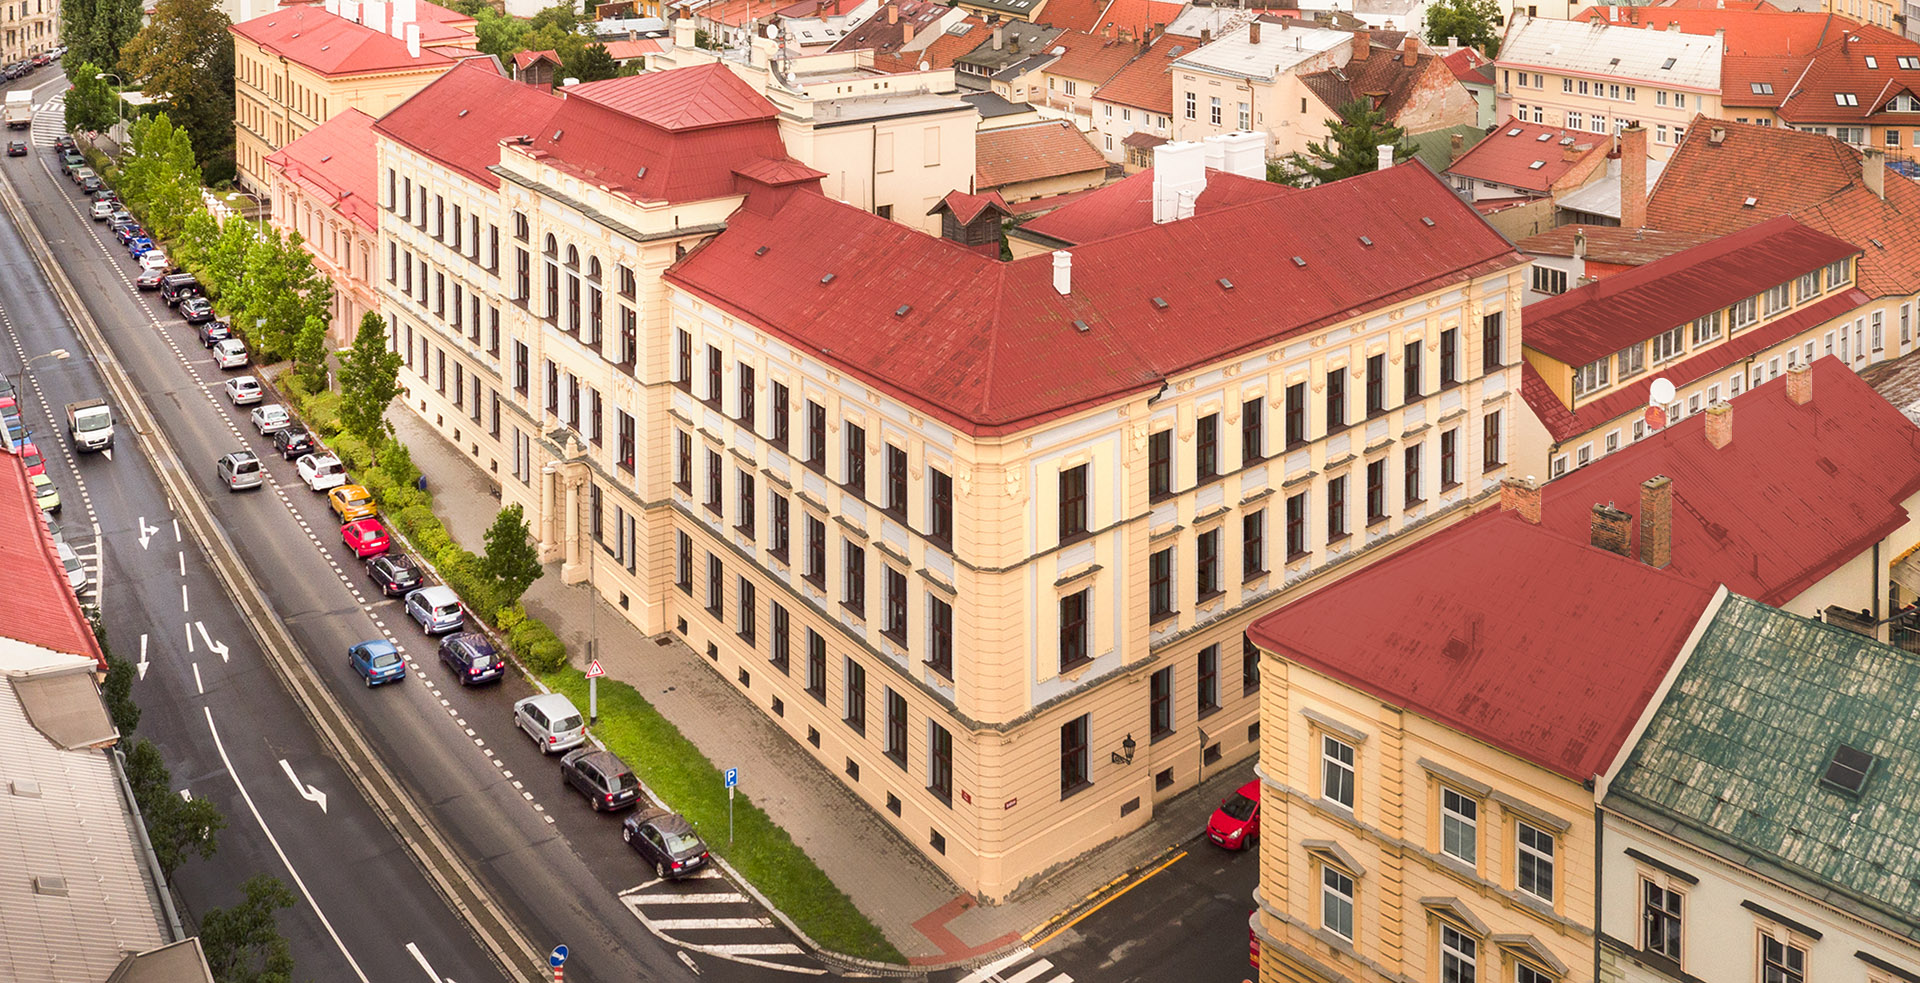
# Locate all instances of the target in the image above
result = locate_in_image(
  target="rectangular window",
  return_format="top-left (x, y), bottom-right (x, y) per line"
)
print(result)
top-left (1196, 528), bottom-right (1221, 599)
top-left (928, 723), bottom-right (953, 802)
top-left (843, 423), bottom-right (866, 495)
top-left (883, 567), bottom-right (907, 643)
top-left (1441, 787), bottom-right (1478, 864)
top-left (843, 658), bottom-right (866, 735)
top-left (1516, 821), bottom-right (1555, 903)
top-left (928, 596), bottom-right (953, 677)
top-left (1321, 866), bottom-right (1354, 942)
top-left (1060, 715), bottom-right (1090, 795)
top-left (1403, 342), bottom-right (1423, 399)
top-left (843, 542), bottom-right (866, 614)
top-left (706, 451), bottom-right (723, 514)
top-left (1209, 95), bottom-right (1221, 125)
top-left (1441, 328), bottom-right (1460, 386)
top-left (1059, 464), bottom-right (1089, 540)
top-left (1765, 282), bottom-right (1792, 315)
top-left (1731, 296), bottom-right (1757, 331)
top-left (1322, 735), bottom-right (1354, 808)
top-left (1482, 312), bottom-right (1503, 372)
top-left (1617, 343), bottom-right (1646, 377)
top-left (1643, 881), bottom-right (1682, 960)
top-left (1242, 636), bottom-right (1261, 693)
top-left (929, 468), bottom-right (953, 547)
top-left (1196, 645), bottom-right (1219, 714)
top-left (1404, 444), bottom-right (1423, 504)
top-left (886, 690), bottom-right (908, 766)
top-left (1243, 510), bottom-right (1265, 578)
top-left (674, 431), bottom-right (692, 492)
top-left (1691, 309), bottom-right (1722, 345)
top-left (1059, 589), bottom-right (1090, 670)
top-left (1196, 414), bottom-right (1219, 480)
top-left (706, 554), bottom-right (724, 617)
top-left (1286, 491), bottom-right (1308, 558)
top-left (1326, 475), bottom-right (1347, 539)
top-left (771, 603), bottom-right (790, 671)
top-left (1184, 91), bottom-right (1195, 119)
top-left (770, 493), bottom-right (790, 563)
top-left (1149, 429), bottom-right (1173, 498)
top-left (738, 364), bottom-right (755, 426)
top-left (675, 531), bottom-right (692, 593)
top-left (1761, 935), bottom-right (1805, 983)
top-left (736, 471), bottom-right (756, 538)
top-left (1573, 357), bottom-right (1610, 397)
top-left (1149, 547), bottom-right (1174, 621)
top-left (1325, 370), bottom-right (1347, 428)
top-left (1365, 354), bottom-right (1386, 415)
top-left (1241, 398), bottom-right (1263, 462)
top-left (886, 445), bottom-right (908, 519)
top-left (805, 401), bottom-right (826, 472)
top-left (738, 578), bottom-right (757, 644)
top-left (1284, 383), bottom-right (1307, 446)
top-left (1440, 926), bottom-right (1476, 983)
top-left (1149, 667), bottom-right (1173, 737)
top-left (771, 382), bottom-right (790, 450)
top-left (1483, 411), bottom-right (1503, 470)
top-left (1532, 265), bottom-right (1568, 295)
top-left (804, 516), bottom-right (826, 586)
top-left (806, 630), bottom-right (827, 700)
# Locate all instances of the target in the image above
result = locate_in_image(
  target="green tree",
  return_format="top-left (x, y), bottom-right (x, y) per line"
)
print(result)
top-left (566, 42), bottom-right (619, 83)
top-left (119, 0), bottom-right (236, 184)
top-left (124, 739), bottom-right (225, 877)
top-left (291, 313), bottom-right (329, 392)
top-left (64, 62), bottom-right (119, 133)
top-left (1270, 98), bottom-right (1416, 187)
top-left (229, 229), bottom-right (330, 363)
top-left (482, 504), bottom-right (544, 605)
top-left (63, 0), bottom-right (98, 61)
top-left (88, 0), bottom-right (146, 75)
top-left (116, 113), bottom-right (202, 237)
top-left (337, 312), bottom-right (403, 445)
top-left (1426, 0), bottom-right (1504, 57)
top-left (102, 654), bottom-right (141, 735)
top-left (472, 8), bottom-right (532, 61)
top-left (199, 874), bottom-right (296, 983)
top-left (203, 214), bottom-right (258, 301)
top-left (173, 207), bottom-right (220, 274)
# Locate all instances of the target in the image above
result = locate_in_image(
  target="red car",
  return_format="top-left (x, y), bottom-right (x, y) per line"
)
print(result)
top-left (341, 518), bottom-right (390, 558)
top-left (1206, 780), bottom-right (1260, 850)
top-left (18, 441), bottom-right (46, 477)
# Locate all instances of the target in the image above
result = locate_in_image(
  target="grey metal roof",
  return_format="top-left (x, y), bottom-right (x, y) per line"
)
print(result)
top-left (12, 671), bottom-right (117, 750)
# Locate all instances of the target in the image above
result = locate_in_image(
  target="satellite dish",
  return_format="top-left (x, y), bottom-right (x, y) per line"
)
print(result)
top-left (1648, 378), bottom-right (1676, 404)
top-left (918, 59), bottom-right (930, 71)
top-left (766, 24), bottom-right (780, 38)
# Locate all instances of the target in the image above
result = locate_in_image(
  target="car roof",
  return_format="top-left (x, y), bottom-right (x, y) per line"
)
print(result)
top-left (567, 749), bottom-right (628, 773)
top-left (346, 517), bottom-right (383, 530)
top-left (355, 639), bottom-right (397, 654)
top-left (517, 692), bottom-right (578, 716)
top-left (634, 809), bottom-right (694, 836)
top-left (414, 584), bottom-right (458, 604)
top-left (225, 450), bottom-right (257, 462)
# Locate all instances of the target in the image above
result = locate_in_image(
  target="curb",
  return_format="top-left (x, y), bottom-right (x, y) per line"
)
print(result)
top-left (0, 168), bottom-right (543, 983)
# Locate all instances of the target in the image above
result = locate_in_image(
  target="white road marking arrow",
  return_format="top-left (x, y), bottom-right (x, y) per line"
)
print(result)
top-left (195, 621), bottom-right (229, 663)
top-left (279, 759), bottom-right (327, 813)
top-left (137, 516), bottom-right (159, 549)
top-left (136, 633), bottom-right (149, 681)
top-left (101, 448), bottom-right (112, 461)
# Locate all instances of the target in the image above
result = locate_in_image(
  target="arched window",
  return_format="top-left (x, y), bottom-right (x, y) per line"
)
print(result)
top-left (543, 233), bottom-right (558, 257)
top-left (587, 256), bottom-right (602, 282)
top-left (565, 244), bottom-right (579, 268)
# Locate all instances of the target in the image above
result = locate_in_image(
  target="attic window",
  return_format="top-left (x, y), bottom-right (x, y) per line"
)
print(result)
top-left (820, 273), bottom-right (836, 284)
top-left (1559, 136), bottom-right (1575, 146)
top-left (1073, 319), bottom-right (1090, 332)
top-left (1536, 132), bottom-right (1552, 142)
top-left (1506, 127), bottom-right (1522, 137)
top-left (1291, 256), bottom-right (1306, 267)
top-left (1528, 160), bottom-right (1545, 169)
top-left (459, 109), bottom-right (470, 117)
top-left (1152, 296), bottom-right (1169, 310)
top-left (1743, 196), bottom-right (1759, 207)
top-left (637, 166), bottom-right (648, 178)
top-left (1217, 277), bottom-right (1234, 289)
top-left (1750, 82), bottom-right (1774, 94)
top-left (553, 129), bottom-right (565, 140)
top-left (1836, 93), bottom-right (1859, 106)
top-left (1821, 743), bottom-right (1875, 795)
top-left (1865, 56), bottom-right (1879, 69)
top-left (1420, 216), bottom-right (1436, 227)
top-left (1167, 45), bottom-right (1184, 56)
top-left (895, 304), bottom-right (912, 317)
top-left (754, 246), bottom-right (769, 256)
top-left (1358, 236), bottom-right (1373, 247)
top-left (1608, 57), bottom-right (1620, 67)
top-left (319, 154), bottom-right (332, 162)
top-left (1660, 57), bottom-right (1675, 69)
top-left (31, 875), bottom-right (67, 898)
top-left (1871, 237), bottom-right (1886, 248)
top-left (1901, 56), bottom-right (1920, 69)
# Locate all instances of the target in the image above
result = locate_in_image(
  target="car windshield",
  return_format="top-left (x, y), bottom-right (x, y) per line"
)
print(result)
top-left (661, 828), bottom-right (704, 854)
top-left (1218, 792), bottom-right (1257, 822)
top-left (234, 460), bottom-right (258, 474)
top-left (608, 770), bottom-right (637, 792)
top-left (354, 527), bottom-right (380, 541)
top-left (553, 714), bottom-right (582, 732)
top-left (432, 604), bottom-right (458, 617)
top-left (368, 649), bottom-right (400, 668)
top-left (317, 461), bottom-right (340, 475)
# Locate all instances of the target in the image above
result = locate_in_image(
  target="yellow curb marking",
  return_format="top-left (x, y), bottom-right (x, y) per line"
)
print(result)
top-left (1025, 849), bottom-right (1187, 950)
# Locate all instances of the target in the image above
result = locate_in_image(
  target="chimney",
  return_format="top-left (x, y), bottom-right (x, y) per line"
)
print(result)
top-left (1865, 147), bottom-right (1887, 199)
top-left (1590, 502), bottom-right (1633, 556)
top-left (1450, 132), bottom-right (1465, 161)
top-left (1201, 27), bottom-right (1212, 43)
top-left (1499, 475), bottom-right (1542, 523)
top-left (887, 3), bottom-right (896, 24)
top-left (1638, 475), bottom-right (1672, 569)
top-left (903, 21), bottom-right (914, 43)
top-left (406, 21), bottom-right (421, 58)
top-left (1154, 140), bottom-right (1209, 222)
top-left (1786, 362), bottom-right (1813, 404)
top-left (1620, 123), bottom-right (1647, 230)
top-left (1105, 21), bottom-right (1115, 39)
top-left (1446, 34), bottom-right (1457, 47)
top-left (1401, 35), bottom-right (1417, 66)
top-left (1052, 250), bottom-right (1072, 295)
top-left (1249, 20), bottom-right (1260, 43)
top-left (1666, 20), bottom-right (1680, 30)
top-left (1561, 145), bottom-right (1580, 163)
top-left (1377, 143), bottom-right (1395, 171)
top-left (993, 23), bottom-right (1004, 48)
top-left (1573, 228), bottom-right (1587, 259)
top-left (1704, 400), bottom-right (1732, 449)
top-left (1351, 29), bottom-right (1369, 59)
top-left (1708, 126), bottom-right (1726, 145)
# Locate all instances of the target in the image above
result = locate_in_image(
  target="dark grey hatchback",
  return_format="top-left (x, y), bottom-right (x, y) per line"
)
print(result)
top-left (560, 748), bottom-right (639, 811)
top-left (622, 808), bottom-right (708, 879)
top-left (437, 632), bottom-right (504, 685)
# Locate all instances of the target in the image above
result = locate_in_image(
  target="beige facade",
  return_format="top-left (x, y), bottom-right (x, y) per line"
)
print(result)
top-left (1169, 24), bottom-right (1351, 158)
top-left (1495, 15), bottom-right (1724, 160)
top-left (265, 163), bottom-right (380, 348)
top-left (2, 0), bottom-right (57, 64)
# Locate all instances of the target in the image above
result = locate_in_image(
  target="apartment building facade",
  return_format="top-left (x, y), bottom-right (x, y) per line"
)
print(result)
top-left (1169, 22), bottom-right (1353, 156)
top-left (1495, 14), bottom-right (1723, 158)
top-left (263, 108), bottom-right (382, 347)
top-left (2, 0), bottom-right (57, 64)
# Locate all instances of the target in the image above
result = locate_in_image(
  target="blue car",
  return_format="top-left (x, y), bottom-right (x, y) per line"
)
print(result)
top-left (347, 640), bottom-right (406, 686)
top-left (127, 236), bottom-right (154, 257)
top-left (115, 223), bottom-right (146, 245)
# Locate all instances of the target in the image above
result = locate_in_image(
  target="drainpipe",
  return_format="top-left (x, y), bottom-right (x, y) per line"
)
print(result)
top-left (1874, 540), bottom-right (1883, 641)
top-left (1592, 797), bottom-right (1604, 983)
top-left (113, 747), bottom-right (188, 941)
top-left (871, 123), bottom-right (879, 215)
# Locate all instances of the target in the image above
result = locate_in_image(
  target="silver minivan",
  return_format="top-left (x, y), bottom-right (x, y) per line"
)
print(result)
top-left (217, 450), bottom-right (264, 491)
top-left (513, 693), bottom-right (587, 755)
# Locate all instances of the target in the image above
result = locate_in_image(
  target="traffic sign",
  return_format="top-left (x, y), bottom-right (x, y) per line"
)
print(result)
top-left (585, 660), bottom-right (605, 678)
top-left (549, 945), bottom-right (568, 968)
top-left (724, 768), bottom-right (739, 789)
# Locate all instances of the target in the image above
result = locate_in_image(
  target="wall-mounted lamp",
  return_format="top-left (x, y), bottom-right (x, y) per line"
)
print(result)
top-left (1111, 733), bottom-right (1137, 765)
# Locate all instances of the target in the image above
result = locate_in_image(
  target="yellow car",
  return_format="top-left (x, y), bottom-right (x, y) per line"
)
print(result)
top-left (328, 484), bottom-right (377, 522)
top-left (31, 472), bottom-right (60, 514)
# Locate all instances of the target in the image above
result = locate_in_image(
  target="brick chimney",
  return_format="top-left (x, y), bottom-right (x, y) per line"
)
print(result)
top-left (1786, 362), bottom-right (1813, 404)
top-left (886, 2), bottom-right (897, 23)
top-left (1249, 20), bottom-right (1260, 43)
top-left (1499, 474), bottom-right (1541, 524)
top-left (1620, 123), bottom-right (1647, 230)
top-left (1865, 147), bottom-right (1887, 200)
top-left (1590, 502), bottom-right (1633, 556)
top-left (1450, 131), bottom-right (1465, 161)
top-left (1704, 400), bottom-right (1732, 449)
top-left (1351, 29), bottom-right (1370, 59)
top-left (1401, 35), bottom-right (1417, 66)
top-left (1639, 475), bottom-right (1672, 569)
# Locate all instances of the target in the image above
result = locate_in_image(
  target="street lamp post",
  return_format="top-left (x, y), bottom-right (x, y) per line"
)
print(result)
top-left (93, 72), bottom-right (124, 142)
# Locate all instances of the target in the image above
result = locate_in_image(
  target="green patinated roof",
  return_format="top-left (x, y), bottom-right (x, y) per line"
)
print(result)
top-left (1610, 594), bottom-right (1920, 935)
top-left (1407, 123), bottom-right (1486, 175)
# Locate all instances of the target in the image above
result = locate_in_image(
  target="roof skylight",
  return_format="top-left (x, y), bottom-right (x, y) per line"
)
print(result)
top-left (1661, 57), bottom-right (1676, 69)
top-left (1821, 744), bottom-right (1874, 795)
top-left (1751, 82), bottom-right (1774, 94)
top-left (1836, 93), bottom-right (1859, 105)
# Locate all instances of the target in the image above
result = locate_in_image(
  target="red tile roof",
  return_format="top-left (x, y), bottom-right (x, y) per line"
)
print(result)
top-left (1523, 216), bottom-right (1859, 365)
top-left (1017, 166), bottom-right (1292, 245)
top-left (975, 120), bottom-right (1108, 190)
top-left (1776, 37), bottom-right (1920, 125)
top-left (666, 161), bottom-right (1523, 435)
top-left (1249, 508), bottom-right (1716, 782)
top-left (602, 37), bottom-right (664, 60)
top-left (830, 0), bottom-right (951, 56)
top-left (691, 0), bottom-right (788, 29)
top-left (1567, 7), bottom-right (1882, 56)
top-left (1444, 116), bottom-right (1608, 195)
top-left (929, 188), bottom-right (1011, 224)
top-left (1720, 53), bottom-right (1803, 108)
top-left (514, 48), bottom-right (560, 70)
top-left (374, 59), bottom-right (559, 189)
top-left (263, 107), bottom-right (380, 232)
top-left (1093, 0), bottom-right (1183, 39)
top-left (1044, 29), bottom-right (1145, 85)
top-left (1090, 31), bottom-right (1195, 113)
top-left (1520, 288), bottom-right (1867, 442)
top-left (1645, 116), bottom-right (1920, 297)
top-left (1301, 44), bottom-right (1449, 122)
top-left (776, 0), bottom-right (860, 16)
top-left (1516, 224), bottom-right (1718, 267)
top-left (1441, 46), bottom-right (1490, 84)
top-left (1038, 0), bottom-right (1105, 33)
top-left (230, 4), bottom-right (456, 76)
top-left (565, 63), bottom-right (777, 130)
top-left (0, 452), bottom-right (105, 672)
top-left (869, 15), bottom-right (989, 71)
top-left (1540, 357), bottom-right (1920, 606)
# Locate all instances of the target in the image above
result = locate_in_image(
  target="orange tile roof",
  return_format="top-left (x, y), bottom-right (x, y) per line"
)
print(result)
top-left (1090, 31), bottom-right (1194, 113)
top-left (1444, 116), bottom-right (1608, 195)
top-left (975, 120), bottom-right (1107, 190)
top-left (1516, 224), bottom-right (1718, 266)
top-left (1645, 116), bottom-right (1920, 297)
top-left (1441, 46), bottom-right (1490, 83)
top-left (264, 107), bottom-right (379, 232)
top-left (1776, 37), bottom-right (1920, 126)
top-left (1567, 6), bottom-right (1887, 55)
top-left (1038, 0), bottom-right (1104, 32)
top-left (830, 0), bottom-right (950, 56)
top-left (1720, 53), bottom-right (1802, 108)
top-left (1093, 0), bottom-right (1182, 38)
top-left (1044, 29), bottom-right (1143, 85)
top-left (868, 15), bottom-right (987, 72)
top-left (231, 4), bottom-right (456, 76)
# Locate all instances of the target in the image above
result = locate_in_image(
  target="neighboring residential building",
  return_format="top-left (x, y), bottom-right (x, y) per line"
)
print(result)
top-left (974, 118), bottom-right (1109, 201)
top-left (1441, 43), bottom-right (1496, 127)
top-left (513, 48), bottom-right (563, 86)
top-left (1089, 31), bottom-right (1196, 166)
top-left (1169, 21), bottom-right (1354, 153)
top-left (1599, 595), bottom-right (1920, 983)
top-left (1006, 135), bottom-right (1284, 256)
top-left (1518, 216), bottom-right (1868, 477)
top-left (952, 20), bottom-right (1064, 91)
top-left (1091, 0), bottom-right (1184, 39)
top-left (263, 108), bottom-right (381, 348)
top-left (230, 0), bottom-right (479, 195)
top-left (1515, 224), bottom-right (1718, 303)
top-left (830, 0), bottom-right (961, 63)
top-left (1, 0), bottom-right (59, 64)
top-left (1443, 115), bottom-right (1612, 203)
top-left (1031, 28), bottom-right (1144, 128)
top-left (1298, 34), bottom-right (1477, 139)
top-left (870, 14), bottom-right (993, 73)
top-left (1768, 36), bottom-right (1920, 152)
top-left (1495, 13), bottom-right (1723, 159)
top-left (1643, 118), bottom-right (1920, 369)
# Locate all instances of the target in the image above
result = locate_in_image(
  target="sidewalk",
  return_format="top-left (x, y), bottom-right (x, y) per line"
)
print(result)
top-left (386, 406), bottom-right (1258, 967)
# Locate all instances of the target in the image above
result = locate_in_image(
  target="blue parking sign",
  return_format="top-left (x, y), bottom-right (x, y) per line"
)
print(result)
top-left (725, 768), bottom-right (738, 789)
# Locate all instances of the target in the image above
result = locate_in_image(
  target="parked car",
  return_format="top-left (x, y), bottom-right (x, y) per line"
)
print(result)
top-left (295, 452), bottom-right (345, 491)
top-left (56, 541), bottom-right (86, 593)
top-left (622, 809), bottom-right (710, 880)
top-left (223, 376), bottom-right (263, 405)
top-left (58, 152), bottom-right (82, 174)
top-left (17, 441), bottom-right (45, 477)
top-left (138, 250), bottom-right (170, 274)
top-left (249, 404), bottom-right (290, 435)
top-left (365, 553), bottom-right (423, 597)
top-left (216, 450), bottom-right (264, 491)
top-left (560, 748), bottom-right (640, 812)
top-left (211, 337), bottom-right (248, 369)
top-left (437, 632), bottom-right (504, 686)
top-left (272, 425), bottom-right (315, 459)
top-left (52, 135), bottom-right (73, 153)
top-left (5, 140), bottom-right (24, 157)
top-left (403, 584), bottom-right (463, 635)
top-left (341, 517), bottom-right (389, 558)
top-left (159, 274), bottom-right (200, 306)
top-left (79, 176), bottom-right (104, 194)
top-left (31, 472), bottom-right (58, 514)
top-left (347, 639), bottom-right (405, 686)
top-left (1205, 780), bottom-right (1260, 851)
top-left (179, 296), bottom-right (214, 324)
top-left (88, 198), bottom-right (111, 220)
top-left (513, 693), bottom-right (586, 755)
top-left (114, 221), bottom-right (146, 244)
top-left (124, 235), bottom-right (153, 257)
top-left (328, 484), bottom-right (376, 522)
top-left (197, 319), bottom-right (231, 347)
top-left (107, 208), bottom-right (132, 226)
top-left (134, 268), bottom-right (168, 290)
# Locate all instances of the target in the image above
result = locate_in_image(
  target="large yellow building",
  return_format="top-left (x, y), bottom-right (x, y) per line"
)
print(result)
top-left (2, 0), bottom-right (57, 65)
top-left (230, 0), bottom-right (477, 195)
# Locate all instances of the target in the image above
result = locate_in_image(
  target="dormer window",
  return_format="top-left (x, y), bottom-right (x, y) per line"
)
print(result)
top-left (1836, 93), bottom-right (1859, 106)
top-left (1750, 82), bottom-right (1774, 94)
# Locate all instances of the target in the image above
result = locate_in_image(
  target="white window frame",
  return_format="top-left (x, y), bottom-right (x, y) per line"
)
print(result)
top-left (1757, 927), bottom-right (1807, 983)
top-left (1572, 357), bottom-right (1608, 396)
top-left (1320, 864), bottom-right (1355, 942)
top-left (1515, 820), bottom-right (1555, 903)
top-left (1440, 924), bottom-right (1478, 981)
top-left (1691, 310), bottom-right (1721, 345)
top-left (1731, 296), bottom-right (1757, 331)
top-left (1440, 786), bottom-right (1478, 865)
top-left (1321, 734), bottom-right (1355, 810)
top-left (1651, 326), bottom-right (1684, 363)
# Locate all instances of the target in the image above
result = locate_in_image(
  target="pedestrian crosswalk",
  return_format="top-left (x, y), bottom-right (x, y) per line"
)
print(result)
top-left (29, 91), bottom-right (64, 147)
top-left (618, 868), bottom-right (825, 975)
top-left (956, 947), bottom-right (1073, 983)
top-left (71, 535), bottom-right (100, 593)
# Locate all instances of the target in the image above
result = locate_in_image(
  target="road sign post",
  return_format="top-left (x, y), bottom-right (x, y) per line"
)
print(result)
top-left (549, 944), bottom-right (568, 983)
top-left (585, 656), bottom-right (605, 723)
top-left (725, 768), bottom-right (738, 845)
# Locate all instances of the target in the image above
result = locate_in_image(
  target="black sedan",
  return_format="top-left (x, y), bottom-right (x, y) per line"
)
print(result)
top-left (622, 809), bottom-right (709, 879)
top-left (436, 632), bottom-right (504, 686)
top-left (272, 425), bottom-right (316, 460)
top-left (180, 295), bottom-right (215, 324)
top-left (364, 553), bottom-right (422, 597)
top-left (6, 141), bottom-right (25, 157)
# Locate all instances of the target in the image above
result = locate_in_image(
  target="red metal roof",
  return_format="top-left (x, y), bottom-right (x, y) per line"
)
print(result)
top-left (602, 38), bottom-right (664, 60)
top-left (230, 4), bottom-right (456, 76)
top-left (1249, 508), bottom-right (1716, 782)
top-left (1441, 46), bottom-right (1489, 83)
top-left (263, 107), bottom-right (380, 232)
top-left (373, 59), bottom-right (560, 189)
top-left (1516, 224), bottom-right (1718, 267)
top-left (1538, 357), bottom-right (1920, 606)
top-left (1645, 116), bottom-right (1920, 298)
top-left (0, 452), bottom-right (106, 672)
top-left (514, 48), bottom-right (560, 70)
top-left (1093, 0), bottom-right (1183, 39)
top-left (1018, 166), bottom-right (1292, 246)
top-left (1520, 287), bottom-right (1867, 442)
top-left (1776, 37), bottom-right (1920, 125)
top-left (1522, 216), bottom-right (1860, 365)
top-left (975, 120), bottom-right (1107, 190)
top-left (565, 64), bottom-right (777, 131)
top-left (1445, 116), bottom-right (1609, 195)
top-left (732, 155), bottom-right (827, 186)
top-left (1091, 31), bottom-right (1195, 112)
top-left (929, 188), bottom-right (1011, 224)
top-left (1567, 7), bottom-right (1883, 55)
top-left (666, 161), bottom-right (1523, 435)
